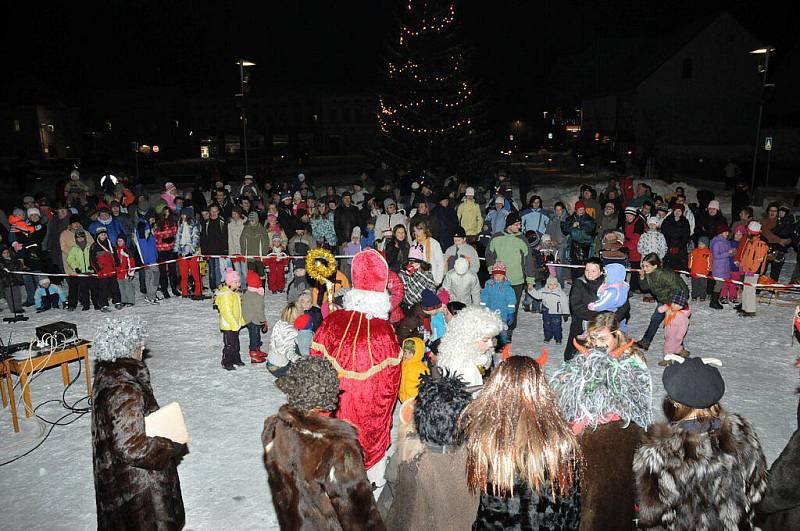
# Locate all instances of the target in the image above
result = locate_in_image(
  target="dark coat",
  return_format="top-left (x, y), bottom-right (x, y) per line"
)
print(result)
top-left (633, 412), bottom-right (767, 531)
top-left (384, 238), bottom-right (410, 272)
top-left (431, 204), bottom-right (460, 250)
top-left (262, 405), bottom-right (385, 531)
top-left (91, 357), bottom-right (184, 531)
top-left (199, 217), bottom-right (228, 255)
top-left (660, 215), bottom-right (691, 270)
top-left (564, 275), bottom-right (630, 360)
top-left (473, 477), bottom-right (581, 530)
top-left (334, 204), bottom-right (362, 245)
top-left (756, 403), bottom-right (800, 531)
top-left (695, 210), bottom-right (728, 242)
top-left (578, 422), bottom-right (642, 531)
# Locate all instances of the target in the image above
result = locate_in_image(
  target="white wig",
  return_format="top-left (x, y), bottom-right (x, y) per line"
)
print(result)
top-left (437, 307), bottom-right (503, 368)
top-left (92, 316), bottom-right (148, 362)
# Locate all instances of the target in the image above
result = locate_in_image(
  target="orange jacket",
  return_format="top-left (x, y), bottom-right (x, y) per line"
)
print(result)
top-left (688, 247), bottom-right (711, 275)
top-left (739, 235), bottom-right (769, 275)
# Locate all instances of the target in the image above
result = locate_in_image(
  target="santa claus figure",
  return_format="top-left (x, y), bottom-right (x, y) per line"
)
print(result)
top-left (310, 248), bottom-right (402, 490)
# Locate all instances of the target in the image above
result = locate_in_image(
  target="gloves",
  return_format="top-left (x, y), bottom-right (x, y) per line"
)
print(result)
top-left (260, 321), bottom-right (269, 334)
top-left (171, 442), bottom-right (188, 458)
top-left (562, 314), bottom-right (569, 322)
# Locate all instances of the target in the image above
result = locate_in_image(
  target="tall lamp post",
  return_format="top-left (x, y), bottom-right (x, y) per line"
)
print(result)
top-left (236, 59), bottom-right (256, 175)
top-left (749, 46), bottom-right (775, 193)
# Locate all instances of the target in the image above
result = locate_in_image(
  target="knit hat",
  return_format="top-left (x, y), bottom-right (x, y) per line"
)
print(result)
top-left (297, 173), bottom-right (305, 182)
top-left (95, 225), bottom-right (108, 235)
top-left (280, 192), bottom-right (291, 201)
top-left (92, 316), bottom-right (147, 362)
top-left (437, 289), bottom-right (450, 305)
top-left (39, 277), bottom-right (51, 287)
top-left (247, 211), bottom-right (259, 223)
top-left (293, 191), bottom-right (302, 201)
top-left (707, 200), bottom-right (720, 210)
top-left (275, 357), bottom-right (340, 412)
top-left (69, 213), bottom-right (82, 224)
top-left (75, 229), bottom-right (86, 239)
top-left (647, 216), bottom-right (660, 226)
top-left (383, 197), bottom-right (396, 209)
top-left (494, 195), bottom-right (505, 205)
top-left (672, 203), bottom-right (685, 214)
top-left (698, 236), bottom-right (709, 247)
top-left (420, 289), bottom-right (442, 311)
top-left (574, 201), bottom-right (586, 211)
top-left (23, 195), bottom-right (35, 204)
top-left (715, 223), bottom-right (730, 235)
top-left (625, 206), bottom-right (638, 217)
top-left (491, 261), bottom-right (507, 275)
top-left (246, 270), bottom-right (262, 289)
top-left (351, 226), bottom-right (361, 239)
top-left (453, 226), bottom-right (466, 239)
top-left (243, 174), bottom-right (253, 182)
top-left (408, 245), bottom-right (426, 262)
top-left (662, 357), bottom-right (725, 408)
top-left (165, 182), bottom-right (176, 192)
top-left (734, 224), bottom-right (748, 236)
top-left (27, 207), bottom-right (41, 218)
top-left (505, 212), bottom-right (521, 229)
top-left (541, 233), bottom-right (552, 242)
top-left (293, 313), bottom-right (313, 331)
top-left (747, 221), bottom-right (761, 234)
top-left (465, 186), bottom-right (475, 197)
top-left (656, 204), bottom-right (670, 213)
top-left (224, 268), bottom-right (240, 286)
top-left (454, 257), bottom-right (469, 275)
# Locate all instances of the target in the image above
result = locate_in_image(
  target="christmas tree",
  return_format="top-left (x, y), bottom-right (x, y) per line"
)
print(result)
top-left (378, 0), bottom-right (489, 176)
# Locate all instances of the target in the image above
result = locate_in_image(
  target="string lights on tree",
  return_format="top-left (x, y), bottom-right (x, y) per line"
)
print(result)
top-left (378, 0), bottom-right (490, 175)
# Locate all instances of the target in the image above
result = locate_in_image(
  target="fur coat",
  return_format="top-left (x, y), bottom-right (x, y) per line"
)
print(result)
top-left (91, 358), bottom-right (184, 531)
top-left (474, 476), bottom-right (581, 530)
top-left (756, 403), bottom-right (800, 531)
top-left (262, 405), bottom-right (385, 531)
top-left (633, 412), bottom-right (767, 531)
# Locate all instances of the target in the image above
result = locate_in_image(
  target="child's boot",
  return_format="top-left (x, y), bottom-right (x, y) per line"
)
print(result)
top-left (249, 350), bottom-right (266, 364)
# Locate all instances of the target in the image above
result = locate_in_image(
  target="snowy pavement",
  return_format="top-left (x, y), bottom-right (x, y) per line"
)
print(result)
top-left (0, 275), bottom-right (798, 530)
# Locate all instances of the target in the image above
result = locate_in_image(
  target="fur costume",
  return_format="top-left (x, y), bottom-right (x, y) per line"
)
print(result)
top-left (92, 357), bottom-right (184, 530)
top-left (756, 400), bottom-right (800, 531)
top-left (633, 411), bottom-right (767, 531)
top-left (310, 249), bottom-right (402, 468)
top-left (436, 307), bottom-right (503, 386)
top-left (262, 405), bottom-right (385, 530)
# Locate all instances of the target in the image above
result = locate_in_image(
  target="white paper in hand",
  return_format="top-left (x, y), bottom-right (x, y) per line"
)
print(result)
top-left (145, 402), bottom-right (189, 444)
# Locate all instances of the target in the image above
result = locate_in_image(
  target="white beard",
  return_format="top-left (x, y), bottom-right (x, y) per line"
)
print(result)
top-left (343, 288), bottom-right (391, 320)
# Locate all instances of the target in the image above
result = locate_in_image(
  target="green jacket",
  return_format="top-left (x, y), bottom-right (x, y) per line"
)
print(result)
top-left (240, 224), bottom-right (271, 258)
top-left (67, 245), bottom-right (92, 273)
top-left (640, 267), bottom-right (688, 304)
top-left (487, 231), bottom-right (534, 286)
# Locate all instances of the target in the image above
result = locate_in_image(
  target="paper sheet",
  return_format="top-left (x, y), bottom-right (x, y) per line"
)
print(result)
top-left (145, 402), bottom-right (189, 444)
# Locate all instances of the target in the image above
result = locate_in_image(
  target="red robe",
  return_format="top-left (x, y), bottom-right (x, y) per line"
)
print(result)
top-left (310, 308), bottom-right (402, 468)
top-left (262, 255), bottom-right (291, 292)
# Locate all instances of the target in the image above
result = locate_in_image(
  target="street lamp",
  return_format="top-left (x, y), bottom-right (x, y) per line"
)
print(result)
top-left (236, 58), bottom-right (256, 174)
top-left (749, 46), bottom-right (775, 193)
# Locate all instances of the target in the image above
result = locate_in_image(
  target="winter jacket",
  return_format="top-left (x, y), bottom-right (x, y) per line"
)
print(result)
top-left (17, 222), bottom-right (47, 270)
top-left (310, 217), bottom-right (337, 246)
top-left (334, 204), bottom-right (362, 244)
top-left (634, 412), bottom-right (767, 531)
top-left (287, 233), bottom-right (317, 256)
top-left (443, 242), bottom-right (480, 274)
top-left (133, 220), bottom-right (158, 265)
top-left (400, 269), bottom-right (437, 307)
top-left (386, 270), bottom-right (405, 324)
top-left (640, 267), bottom-right (689, 305)
top-left (268, 321), bottom-right (299, 368)
top-left (91, 357), bottom-right (184, 531)
top-left (374, 212), bottom-right (409, 240)
top-left (90, 239), bottom-right (119, 278)
top-left (60, 228), bottom-right (95, 275)
top-left (199, 217), bottom-right (228, 255)
top-left (480, 278), bottom-right (517, 323)
top-left (431, 204), bottom-right (459, 250)
top-left (411, 237), bottom-right (445, 285)
top-left (659, 304), bottom-right (691, 355)
top-left (757, 415), bottom-right (800, 531)
top-left (739, 235), bottom-right (770, 275)
top-left (241, 289), bottom-right (265, 325)
top-left (442, 268), bottom-right (481, 306)
top-left (624, 217), bottom-right (646, 262)
top-left (173, 221), bottom-right (200, 256)
top-left (215, 286), bottom-right (245, 331)
top-left (637, 230), bottom-right (667, 260)
top-left (486, 207), bottom-right (509, 235)
top-left (67, 244), bottom-right (93, 274)
top-left (262, 405), bottom-right (385, 531)
top-left (595, 212), bottom-right (622, 250)
top-left (587, 263), bottom-right (629, 313)
top-left (689, 246), bottom-right (712, 276)
top-left (529, 284), bottom-right (570, 315)
top-left (695, 210), bottom-right (728, 242)
top-left (153, 222), bottom-right (178, 253)
top-left (385, 239), bottom-right (410, 273)
top-left (399, 337), bottom-right (428, 403)
top-left (474, 477), bottom-right (581, 530)
top-left (239, 223), bottom-right (270, 259)
top-left (89, 217), bottom-right (126, 248)
top-left (457, 198), bottom-right (483, 236)
top-left (487, 231), bottom-right (533, 286)
top-left (521, 207), bottom-right (550, 235)
top-left (226, 217), bottom-right (245, 255)
top-left (562, 212), bottom-right (597, 245)
top-left (660, 215), bottom-right (691, 254)
top-left (34, 284), bottom-right (66, 309)
top-left (565, 274), bottom-right (631, 359)
top-left (45, 214), bottom-right (71, 270)
top-left (115, 245), bottom-right (136, 280)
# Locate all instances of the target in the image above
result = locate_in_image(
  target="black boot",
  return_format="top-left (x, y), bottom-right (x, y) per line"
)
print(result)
top-left (709, 292), bottom-right (723, 310)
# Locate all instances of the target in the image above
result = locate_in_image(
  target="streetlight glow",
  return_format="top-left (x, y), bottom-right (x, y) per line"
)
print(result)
top-left (238, 59), bottom-right (256, 66)
top-left (749, 47), bottom-right (775, 55)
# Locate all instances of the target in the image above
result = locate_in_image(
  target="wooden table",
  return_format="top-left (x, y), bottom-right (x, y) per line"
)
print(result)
top-left (2, 340), bottom-right (92, 433)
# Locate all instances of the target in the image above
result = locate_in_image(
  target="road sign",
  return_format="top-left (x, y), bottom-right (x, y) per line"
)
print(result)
top-left (765, 137), bottom-right (773, 151)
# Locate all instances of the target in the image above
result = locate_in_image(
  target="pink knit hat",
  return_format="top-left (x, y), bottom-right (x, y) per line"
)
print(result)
top-left (224, 268), bottom-right (240, 286)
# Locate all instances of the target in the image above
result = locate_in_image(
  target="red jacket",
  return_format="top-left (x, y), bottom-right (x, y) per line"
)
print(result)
top-left (91, 241), bottom-right (118, 278)
top-left (623, 217), bottom-right (645, 262)
top-left (386, 270), bottom-right (405, 324)
top-left (115, 246), bottom-right (136, 280)
top-left (153, 222), bottom-right (178, 253)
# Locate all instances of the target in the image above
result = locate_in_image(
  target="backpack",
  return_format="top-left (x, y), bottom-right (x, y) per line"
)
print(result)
top-left (740, 237), bottom-right (769, 275)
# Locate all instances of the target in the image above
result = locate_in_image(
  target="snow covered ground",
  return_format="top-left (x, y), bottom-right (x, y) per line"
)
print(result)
top-left (0, 176), bottom-right (798, 530)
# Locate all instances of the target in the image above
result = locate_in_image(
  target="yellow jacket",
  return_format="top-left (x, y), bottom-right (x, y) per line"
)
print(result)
top-left (399, 337), bottom-right (429, 403)
top-left (215, 286), bottom-right (245, 331)
top-left (457, 199), bottom-right (483, 236)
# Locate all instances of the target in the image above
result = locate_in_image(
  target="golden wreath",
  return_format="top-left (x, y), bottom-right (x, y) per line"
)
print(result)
top-left (306, 248), bottom-right (337, 282)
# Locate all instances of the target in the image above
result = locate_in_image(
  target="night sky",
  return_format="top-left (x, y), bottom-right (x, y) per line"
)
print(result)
top-left (4, 0), bottom-right (798, 121)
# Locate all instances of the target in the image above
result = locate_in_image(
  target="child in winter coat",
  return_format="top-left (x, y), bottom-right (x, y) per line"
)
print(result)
top-left (263, 235), bottom-right (291, 293)
top-left (420, 289), bottom-right (448, 343)
top-left (34, 277), bottom-right (66, 311)
top-left (442, 257), bottom-right (481, 305)
top-left (174, 209), bottom-right (203, 298)
top-left (293, 313), bottom-right (314, 357)
top-left (242, 270), bottom-right (268, 364)
top-left (214, 269), bottom-right (246, 370)
top-left (689, 236), bottom-right (712, 301)
top-left (637, 216), bottom-right (668, 260)
top-left (398, 337), bottom-right (429, 403)
top-left (656, 292), bottom-right (691, 365)
top-left (724, 225), bottom-right (747, 304)
top-left (266, 302), bottom-right (303, 377)
top-left (400, 248), bottom-right (437, 309)
top-left (710, 225), bottom-right (733, 308)
top-left (90, 226), bottom-right (121, 311)
top-left (115, 236), bottom-right (137, 306)
top-left (528, 275), bottom-right (570, 343)
top-left (587, 262), bottom-right (630, 331)
top-left (480, 261), bottom-right (516, 344)
top-left (286, 259), bottom-right (311, 303)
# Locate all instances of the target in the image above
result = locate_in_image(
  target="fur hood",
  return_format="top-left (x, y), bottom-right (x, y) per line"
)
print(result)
top-left (343, 288), bottom-right (391, 320)
top-left (634, 411), bottom-right (767, 531)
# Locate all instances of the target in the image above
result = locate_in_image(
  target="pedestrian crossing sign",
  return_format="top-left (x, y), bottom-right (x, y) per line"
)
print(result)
top-left (765, 137), bottom-right (773, 151)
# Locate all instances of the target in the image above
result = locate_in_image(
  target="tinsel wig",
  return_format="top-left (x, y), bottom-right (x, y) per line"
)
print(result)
top-left (459, 356), bottom-right (582, 497)
top-left (414, 371), bottom-right (473, 447)
top-left (276, 357), bottom-right (340, 412)
top-left (92, 316), bottom-right (148, 362)
top-left (549, 347), bottom-right (653, 431)
top-left (437, 307), bottom-right (503, 370)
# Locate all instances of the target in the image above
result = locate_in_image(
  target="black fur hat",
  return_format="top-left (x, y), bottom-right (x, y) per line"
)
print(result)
top-left (414, 371), bottom-right (472, 447)
top-left (276, 357), bottom-right (340, 412)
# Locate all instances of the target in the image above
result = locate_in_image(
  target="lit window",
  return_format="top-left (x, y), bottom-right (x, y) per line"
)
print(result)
top-left (13, 119), bottom-right (20, 132)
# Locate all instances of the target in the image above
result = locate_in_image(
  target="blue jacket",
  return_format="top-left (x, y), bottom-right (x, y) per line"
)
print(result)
top-left (588, 263), bottom-right (629, 313)
top-left (34, 284), bottom-right (66, 308)
top-left (520, 208), bottom-right (550, 234)
top-left (133, 220), bottom-right (158, 265)
top-left (486, 208), bottom-right (509, 235)
top-left (174, 221), bottom-right (201, 256)
top-left (480, 279), bottom-right (517, 323)
top-left (89, 218), bottom-right (126, 248)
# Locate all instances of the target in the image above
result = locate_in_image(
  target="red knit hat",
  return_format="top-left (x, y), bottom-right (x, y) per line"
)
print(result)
top-left (575, 201), bottom-right (586, 210)
top-left (491, 261), bottom-right (507, 275)
top-left (293, 314), bottom-right (313, 331)
top-left (246, 270), bottom-right (262, 289)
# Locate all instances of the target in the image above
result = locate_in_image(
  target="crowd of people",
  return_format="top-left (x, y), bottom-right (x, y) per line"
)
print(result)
top-left (2, 167), bottom-right (799, 530)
